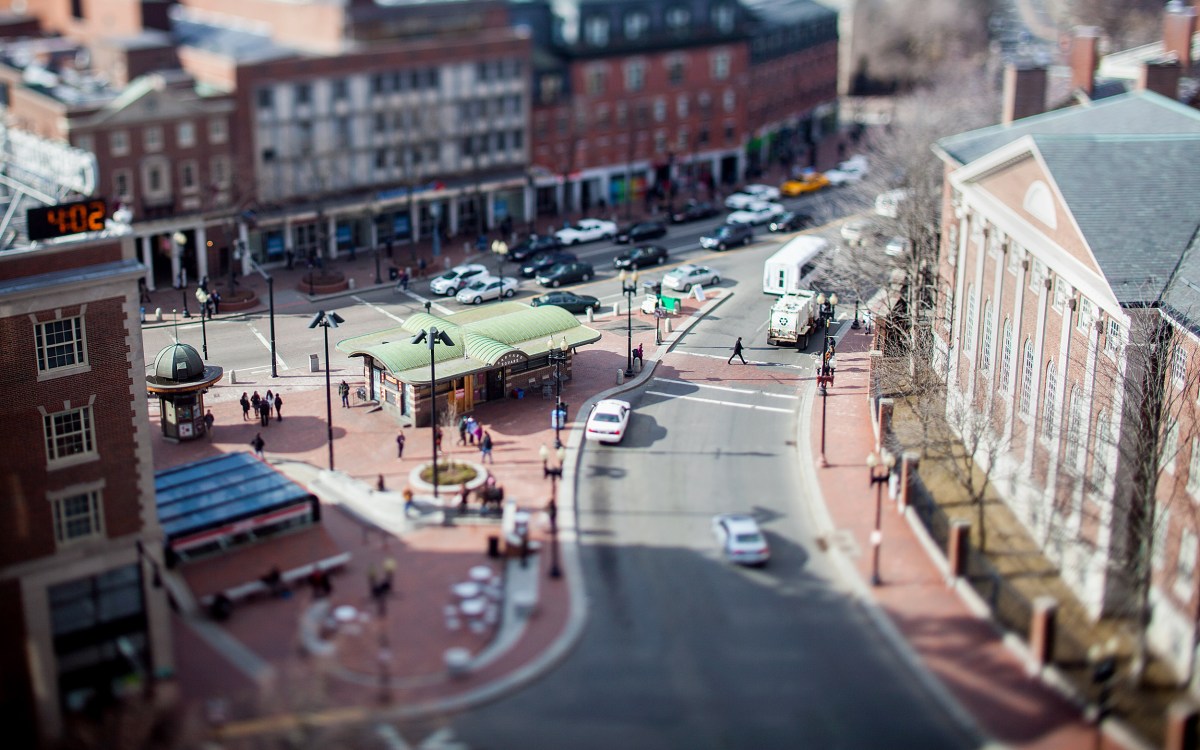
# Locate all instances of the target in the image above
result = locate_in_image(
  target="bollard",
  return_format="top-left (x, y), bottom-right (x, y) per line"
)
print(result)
top-left (947, 521), bottom-right (969, 579)
top-left (613, 302), bottom-right (620, 316)
top-left (617, 369), bottom-right (625, 385)
top-left (348, 277), bottom-right (356, 290)
top-left (1029, 596), bottom-right (1058, 671)
top-left (155, 307), bottom-right (163, 322)
top-left (586, 306), bottom-right (594, 322)
top-left (230, 369), bottom-right (237, 385)
top-left (634, 359), bottom-right (642, 373)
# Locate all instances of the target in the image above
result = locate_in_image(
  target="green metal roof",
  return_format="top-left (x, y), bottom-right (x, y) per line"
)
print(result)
top-left (336, 302), bottom-right (602, 383)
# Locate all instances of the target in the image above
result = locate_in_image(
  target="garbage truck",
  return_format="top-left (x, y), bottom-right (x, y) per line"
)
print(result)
top-left (767, 291), bottom-right (818, 349)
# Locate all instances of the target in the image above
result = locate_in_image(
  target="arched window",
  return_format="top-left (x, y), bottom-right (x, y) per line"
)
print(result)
top-left (999, 319), bottom-right (1014, 392)
top-left (962, 285), bottom-right (976, 352)
top-left (1042, 360), bottom-right (1057, 437)
top-left (1173, 346), bottom-right (1188, 387)
top-left (1065, 386), bottom-right (1082, 464)
top-left (980, 300), bottom-right (994, 370)
top-left (1020, 339), bottom-right (1035, 415)
top-left (1092, 410), bottom-right (1110, 488)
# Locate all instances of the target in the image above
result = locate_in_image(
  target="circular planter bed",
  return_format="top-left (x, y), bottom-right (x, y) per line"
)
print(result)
top-left (298, 270), bottom-right (348, 295)
top-left (408, 459), bottom-right (489, 499)
top-left (217, 288), bottom-right (259, 312)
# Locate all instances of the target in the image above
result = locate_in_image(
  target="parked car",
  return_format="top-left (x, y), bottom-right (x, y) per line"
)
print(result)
top-left (507, 234), bottom-right (562, 262)
top-left (585, 398), bottom-right (632, 444)
top-left (670, 200), bottom-right (720, 224)
top-left (554, 218), bottom-right (617, 245)
top-left (700, 223), bottom-right (754, 251)
top-left (779, 173), bottom-right (830, 197)
top-left (840, 218), bottom-right (883, 246)
top-left (724, 183), bottom-right (781, 209)
top-left (662, 264), bottom-right (720, 292)
top-left (536, 261), bottom-right (595, 287)
top-left (615, 220), bottom-right (667, 244)
top-left (520, 250), bottom-right (577, 278)
top-left (769, 211), bottom-right (814, 233)
top-left (529, 291), bottom-right (601, 314)
top-left (885, 236), bottom-right (911, 257)
top-left (824, 155), bottom-right (869, 186)
top-left (613, 244), bottom-right (669, 270)
top-left (455, 275), bottom-right (518, 304)
top-left (429, 263), bottom-right (488, 295)
top-left (727, 201), bottom-right (786, 226)
top-left (711, 514), bottom-right (770, 566)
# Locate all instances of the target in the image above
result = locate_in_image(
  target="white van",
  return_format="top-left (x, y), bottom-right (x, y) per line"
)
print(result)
top-left (762, 236), bottom-right (828, 295)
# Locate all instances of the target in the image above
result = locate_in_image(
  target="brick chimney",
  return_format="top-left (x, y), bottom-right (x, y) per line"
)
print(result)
top-left (1002, 63), bottom-right (1047, 124)
top-left (1163, 1), bottom-right (1196, 72)
top-left (1138, 59), bottom-right (1183, 99)
top-left (1070, 26), bottom-right (1101, 97)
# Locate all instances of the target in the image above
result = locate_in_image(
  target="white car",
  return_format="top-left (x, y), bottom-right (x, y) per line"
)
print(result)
top-left (712, 514), bottom-right (771, 566)
top-left (584, 398), bottom-right (632, 444)
top-left (662, 264), bottom-right (721, 292)
top-left (885, 237), bottom-right (911, 257)
top-left (724, 183), bottom-right (780, 209)
top-left (727, 201), bottom-right (786, 226)
top-left (823, 155), bottom-right (869, 186)
top-left (455, 275), bottom-right (518, 304)
top-left (429, 263), bottom-right (489, 295)
top-left (840, 218), bottom-right (882, 246)
top-left (554, 218), bottom-right (617, 246)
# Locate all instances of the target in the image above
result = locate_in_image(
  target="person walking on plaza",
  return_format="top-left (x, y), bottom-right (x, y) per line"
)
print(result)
top-left (264, 390), bottom-right (274, 419)
top-left (633, 343), bottom-right (644, 368)
top-left (403, 487), bottom-right (415, 516)
top-left (274, 392), bottom-right (283, 421)
top-left (480, 430), bottom-right (494, 464)
top-left (457, 415), bottom-right (469, 446)
top-left (251, 391), bottom-right (261, 415)
top-left (251, 432), bottom-right (265, 458)
top-left (396, 430), bottom-right (406, 458)
top-left (728, 336), bottom-right (747, 365)
top-left (471, 419), bottom-right (483, 446)
top-left (203, 410), bottom-right (215, 440)
top-left (339, 380), bottom-right (350, 408)
top-left (240, 392), bottom-right (250, 421)
top-left (259, 399), bottom-right (270, 427)
top-left (434, 426), bottom-right (444, 452)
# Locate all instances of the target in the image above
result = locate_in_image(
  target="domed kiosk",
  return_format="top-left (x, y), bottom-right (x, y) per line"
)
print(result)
top-left (146, 343), bottom-right (223, 442)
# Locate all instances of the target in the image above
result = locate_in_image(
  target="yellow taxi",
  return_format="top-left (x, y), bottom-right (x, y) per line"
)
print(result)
top-left (779, 172), bottom-right (830, 197)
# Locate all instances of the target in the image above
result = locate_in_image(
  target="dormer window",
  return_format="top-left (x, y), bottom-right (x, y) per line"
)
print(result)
top-left (584, 16), bottom-right (609, 46)
top-left (624, 11), bottom-right (650, 40)
top-left (712, 4), bottom-right (735, 33)
top-left (666, 6), bottom-right (691, 29)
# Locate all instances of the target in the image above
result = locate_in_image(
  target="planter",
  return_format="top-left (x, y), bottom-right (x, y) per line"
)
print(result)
top-left (408, 459), bottom-right (490, 499)
top-left (297, 271), bottom-right (348, 295)
top-left (218, 288), bottom-right (259, 312)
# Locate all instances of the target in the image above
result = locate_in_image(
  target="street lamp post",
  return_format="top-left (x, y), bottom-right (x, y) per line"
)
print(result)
top-left (547, 336), bottom-right (568, 449)
top-left (411, 326), bottom-right (455, 499)
top-left (374, 241), bottom-right (383, 286)
top-left (852, 299), bottom-right (861, 330)
top-left (867, 450), bottom-right (895, 586)
top-left (540, 444), bottom-right (566, 579)
top-left (619, 269), bottom-right (639, 377)
top-left (174, 231), bottom-right (191, 318)
top-left (308, 311), bottom-right (345, 471)
top-left (491, 239), bottom-right (509, 277)
top-left (816, 292), bottom-right (838, 467)
top-left (194, 288), bottom-right (209, 360)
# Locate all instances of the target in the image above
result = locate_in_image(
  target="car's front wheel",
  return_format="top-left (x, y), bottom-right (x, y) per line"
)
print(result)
top-left (552, 280), bottom-right (561, 288)
top-left (582, 273), bottom-right (592, 281)
top-left (656, 256), bottom-right (664, 264)
top-left (503, 289), bottom-right (515, 298)
top-left (473, 296), bottom-right (483, 304)
top-left (711, 275), bottom-right (720, 285)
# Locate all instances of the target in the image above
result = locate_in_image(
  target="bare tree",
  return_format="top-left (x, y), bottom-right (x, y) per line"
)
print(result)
top-left (1064, 0), bottom-right (1164, 49)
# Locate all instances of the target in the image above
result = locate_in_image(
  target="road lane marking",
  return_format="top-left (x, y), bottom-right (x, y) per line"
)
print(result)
top-left (653, 377), bottom-right (799, 400)
top-left (669, 349), bottom-right (813, 370)
top-left (644, 390), bottom-right (795, 414)
top-left (351, 294), bottom-right (407, 323)
top-left (247, 324), bottom-right (289, 371)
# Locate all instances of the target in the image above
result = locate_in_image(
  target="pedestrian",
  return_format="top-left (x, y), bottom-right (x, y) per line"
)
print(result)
top-left (377, 474), bottom-right (386, 492)
top-left (250, 432), bottom-right (265, 458)
top-left (259, 399), bottom-right (270, 427)
top-left (400, 269), bottom-right (410, 291)
top-left (396, 430), bottom-right (405, 458)
top-left (633, 343), bottom-right (644, 367)
top-left (382, 557), bottom-right (396, 590)
top-left (274, 392), bottom-right (283, 421)
top-left (339, 380), bottom-right (350, 408)
top-left (264, 390), bottom-right (274, 419)
top-left (417, 257), bottom-right (427, 279)
top-left (457, 415), bottom-right (469, 446)
top-left (728, 336), bottom-right (747, 365)
top-left (480, 430), bottom-right (494, 464)
top-left (459, 483), bottom-right (470, 514)
top-left (240, 392), bottom-right (250, 421)
top-left (471, 420), bottom-right (483, 446)
top-left (211, 288), bottom-right (221, 315)
top-left (203, 409), bottom-right (215, 439)
top-left (434, 426), bottom-right (443, 452)
top-left (251, 391), bottom-right (261, 414)
top-left (403, 487), bottom-right (415, 516)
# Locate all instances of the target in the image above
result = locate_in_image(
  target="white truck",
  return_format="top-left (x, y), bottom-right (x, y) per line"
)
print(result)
top-left (767, 291), bottom-right (819, 349)
top-left (762, 236), bottom-right (828, 295)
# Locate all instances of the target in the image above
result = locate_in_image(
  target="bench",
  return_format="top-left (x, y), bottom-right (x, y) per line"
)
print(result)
top-left (199, 551), bottom-right (351, 609)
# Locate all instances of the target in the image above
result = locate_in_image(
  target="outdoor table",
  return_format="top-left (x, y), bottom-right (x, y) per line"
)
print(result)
top-left (460, 597), bottom-right (487, 618)
top-left (333, 605), bottom-right (357, 623)
top-left (452, 581), bottom-right (481, 599)
top-left (469, 565), bottom-right (492, 582)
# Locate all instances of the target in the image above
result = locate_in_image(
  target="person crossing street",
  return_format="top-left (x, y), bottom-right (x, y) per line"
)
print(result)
top-left (728, 336), bottom-right (747, 365)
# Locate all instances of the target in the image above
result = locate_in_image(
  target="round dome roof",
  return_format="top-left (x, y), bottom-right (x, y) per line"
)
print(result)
top-left (153, 343), bottom-right (205, 382)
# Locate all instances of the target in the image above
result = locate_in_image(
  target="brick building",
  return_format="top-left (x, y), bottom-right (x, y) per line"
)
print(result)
top-left (931, 89), bottom-right (1200, 684)
top-left (0, 231), bottom-right (174, 746)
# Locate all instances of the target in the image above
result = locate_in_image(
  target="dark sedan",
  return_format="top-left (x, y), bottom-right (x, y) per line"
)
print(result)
top-left (529, 291), bottom-right (602, 314)
top-left (520, 250), bottom-right (578, 278)
top-left (615, 220), bottom-right (668, 244)
top-left (670, 200), bottom-right (720, 224)
top-left (769, 211), bottom-right (815, 233)
top-left (536, 261), bottom-right (595, 288)
top-left (508, 234), bottom-right (562, 262)
top-left (613, 244), bottom-right (669, 270)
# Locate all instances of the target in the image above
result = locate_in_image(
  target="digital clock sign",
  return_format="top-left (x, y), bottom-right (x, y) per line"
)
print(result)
top-left (27, 198), bottom-right (107, 241)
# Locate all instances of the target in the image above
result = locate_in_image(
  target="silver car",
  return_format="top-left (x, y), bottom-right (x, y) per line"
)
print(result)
top-left (662, 264), bottom-right (720, 292)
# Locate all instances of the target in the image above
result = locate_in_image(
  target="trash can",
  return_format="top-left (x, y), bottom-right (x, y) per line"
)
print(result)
top-left (487, 535), bottom-right (500, 558)
top-left (309, 354), bottom-right (320, 372)
top-left (389, 267), bottom-right (399, 281)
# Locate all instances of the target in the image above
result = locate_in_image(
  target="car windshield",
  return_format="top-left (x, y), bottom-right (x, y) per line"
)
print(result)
top-left (438, 271), bottom-right (458, 280)
top-left (547, 264), bottom-right (569, 274)
top-left (465, 281), bottom-right (486, 290)
top-left (735, 532), bottom-right (763, 544)
top-left (594, 413), bottom-right (621, 423)
top-left (718, 227), bottom-right (736, 237)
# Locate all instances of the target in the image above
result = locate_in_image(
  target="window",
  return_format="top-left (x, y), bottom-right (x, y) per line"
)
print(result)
top-left (1188, 440), bottom-right (1200, 497)
top-left (1077, 297), bottom-right (1093, 332)
top-left (1092, 411), bottom-right (1110, 488)
top-left (723, 90), bottom-right (735, 112)
top-left (667, 58), bottom-right (685, 86)
top-left (1173, 346), bottom-right (1188, 388)
top-left (712, 3), bottom-right (735, 33)
top-left (625, 61), bottom-right (645, 92)
top-left (374, 113), bottom-right (387, 133)
top-left (36, 316), bottom-right (86, 373)
top-left (335, 116), bottom-right (352, 146)
top-left (1163, 419), bottom-right (1179, 473)
top-left (372, 74), bottom-right (387, 94)
top-left (666, 5), bottom-right (691, 28)
top-left (210, 156), bottom-right (230, 188)
top-left (109, 130), bottom-right (129, 157)
top-left (653, 98), bottom-right (666, 122)
top-left (257, 88), bottom-right (274, 109)
top-left (999, 319), bottom-right (1014, 392)
top-left (208, 118), bottom-right (228, 145)
top-left (1153, 509), bottom-right (1170, 570)
top-left (624, 11), bottom-right (649, 40)
top-left (332, 78), bottom-right (348, 100)
top-left (962, 285), bottom-right (976, 352)
top-left (146, 164), bottom-right (163, 192)
top-left (1175, 530), bottom-right (1197, 600)
top-left (1020, 339), bottom-right (1035, 415)
top-left (1106, 319), bottom-right (1121, 354)
top-left (711, 51), bottom-right (731, 81)
top-left (113, 170), bottom-right (132, 201)
top-left (1042, 361), bottom-right (1057, 437)
top-left (582, 15), bottom-right (609, 45)
top-left (586, 67), bottom-right (607, 96)
top-left (73, 134), bottom-right (95, 153)
top-left (980, 301), bottom-right (994, 370)
top-left (44, 405), bottom-right (95, 463)
top-left (676, 94), bottom-right (689, 118)
top-left (177, 121), bottom-right (195, 148)
top-left (1065, 387), bottom-right (1083, 465)
top-left (295, 83), bottom-right (311, 106)
top-left (180, 160), bottom-right (197, 191)
top-left (51, 489), bottom-right (103, 544)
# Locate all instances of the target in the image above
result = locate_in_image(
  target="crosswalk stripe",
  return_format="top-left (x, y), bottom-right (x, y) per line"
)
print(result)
top-left (644, 390), bottom-right (795, 414)
top-left (669, 349), bottom-right (813, 370)
top-left (652, 377), bottom-right (799, 400)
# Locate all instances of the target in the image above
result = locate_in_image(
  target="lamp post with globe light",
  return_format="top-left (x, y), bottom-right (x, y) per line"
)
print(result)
top-left (540, 444), bottom-right (565, 579)
top-left (308, 311), bottom-right (345, 470)
top-left (867, 449), bottom-right (895, 586)
top-left (547, 336), bottom-right (568, 448)
top-left (619, 269), bottom-right (639, 377)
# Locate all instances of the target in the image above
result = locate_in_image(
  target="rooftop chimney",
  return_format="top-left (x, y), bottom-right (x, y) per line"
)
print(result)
top-left (1163, 1), bottom-right (1196, 72)
top-left (1138, 59), bottom-right (1183, 99)
top-left (1002, 64), bottom-right (1047, 124)
top-left (1070, 26), bottom-right (1101, 97)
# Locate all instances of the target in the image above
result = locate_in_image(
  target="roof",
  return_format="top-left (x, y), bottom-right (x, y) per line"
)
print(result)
top-left (741, 0), bottom-right (837, 25)
top-left (336, 301), bottom-right (602, 382)
top-left (155, 453), bottom-right (316, 541)
top-left (935, 90), bottom-right (1200, 165)
top-left (171, 12), bottom-right (299, 64)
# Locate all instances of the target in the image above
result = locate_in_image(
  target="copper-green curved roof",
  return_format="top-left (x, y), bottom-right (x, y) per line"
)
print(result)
top-left (336, 301), bottom-right (601, 382)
